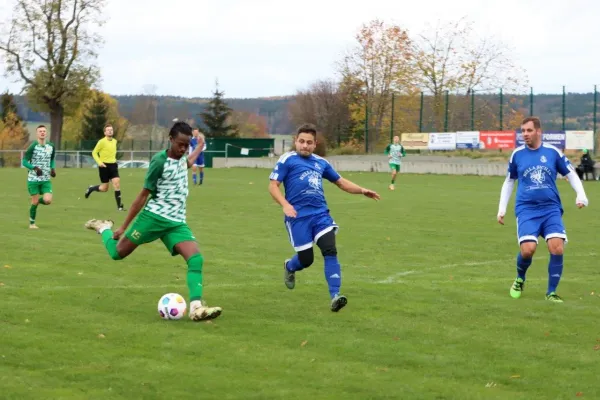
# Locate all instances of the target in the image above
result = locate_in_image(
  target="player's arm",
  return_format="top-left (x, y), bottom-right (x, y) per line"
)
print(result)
top-left (117, 188), bottom-right (150, 233)
top-left (50, 143), bottom-right (56, 177)
top-left (268, 180), bottom-right (296, 215)
top-left (92, 140), bottom-right (105, 167)
top-left (22, 143), bottom-right (35, 170)
top-left (268, 158), bottom-right (296, 217)
top-left (497, 174), bottom-right (515, 224)
top-left (400, 145), bottom-right (406, 157)
top-left (333, 177), bottom-right (380, 200)
top-left (22, 143), bottom-right (42, 176)
top-left (187, 141), bottom-right (204, 168)
top-left (498, 154), bottom-right (518, 224)
top-left (559, 155), bottom-right (589, 207)
top-left (384, 144), bottom-right (391, 155)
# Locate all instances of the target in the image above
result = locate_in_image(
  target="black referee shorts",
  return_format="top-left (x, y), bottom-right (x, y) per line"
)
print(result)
top-left (99, 162), bottom-right (119, 183)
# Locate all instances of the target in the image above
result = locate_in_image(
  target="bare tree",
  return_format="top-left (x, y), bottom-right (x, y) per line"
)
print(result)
top-left (289, 79), bottom-right (354, 146)
top-left (414, 17), bottom-right (528, 131)
top-left (0, 0), bottom-right (106, 145)
top-left (339, 19), bottom-right (417, 152)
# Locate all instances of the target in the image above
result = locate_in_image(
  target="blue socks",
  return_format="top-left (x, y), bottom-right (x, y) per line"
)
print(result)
top-left (517, 252), bottom-right (532, 280)
top-left (547, 254), bottom-right (563, 295)
top-left (285, 254), bottom-right (342, 298)
top-left (192, 173), bottom-right (197, 184)
top-left (324, 255), bottom-right (341, 298)
top-left (200, 171), bottom-right (204, 184)
top-left (286, 254), bottom-right (304, 272)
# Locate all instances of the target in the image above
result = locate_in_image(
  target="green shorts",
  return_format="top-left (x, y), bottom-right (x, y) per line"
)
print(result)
top-left (389, 163), bottom-right (401, 172)
top-left (27, 181), bottom-right (52, 196)
top-left (125, 210), bottom-right (196, 256)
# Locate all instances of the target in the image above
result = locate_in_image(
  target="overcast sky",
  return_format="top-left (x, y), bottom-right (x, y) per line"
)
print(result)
top-left (0, 0), bottom-right (598, 98)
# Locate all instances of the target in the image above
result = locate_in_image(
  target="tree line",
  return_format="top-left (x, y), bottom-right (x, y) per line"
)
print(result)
top-left (0, 2), bottom-right (595, 152)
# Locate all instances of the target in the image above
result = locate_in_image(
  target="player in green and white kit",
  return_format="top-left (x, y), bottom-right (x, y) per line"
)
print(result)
top-left (384, 135), bottom-right (406, 190)
top-left (21, 125), bottom-right (56, 229)
top-left (84, 121), bottom-right (222, 321)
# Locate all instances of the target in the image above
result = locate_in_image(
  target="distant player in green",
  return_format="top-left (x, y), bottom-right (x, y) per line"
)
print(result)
top-left (84, 121), bottom-right (222, 321)
top-left (22, 125), bottom-right (56, 229)
top-left (384, 135), bottom-right (406, 190)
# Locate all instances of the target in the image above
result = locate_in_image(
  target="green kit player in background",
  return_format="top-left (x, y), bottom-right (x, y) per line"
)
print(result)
top-left (84, 121), bottom-right (222, 321)
top-left (22, 125), bottom-right (56, 229)
top-left (384, 135), bottom-right (406, 190)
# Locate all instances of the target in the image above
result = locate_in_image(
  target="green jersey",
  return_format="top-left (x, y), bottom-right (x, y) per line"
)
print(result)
top-left (385, 143), bottom-right (406, 164)
top-left (22, 141), bottom-right (56, 182)
top-left (143, 150), bottom-right (189, 223)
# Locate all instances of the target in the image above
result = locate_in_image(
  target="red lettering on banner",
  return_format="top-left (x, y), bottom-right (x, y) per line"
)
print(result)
top-left (479, 131), bottom-right (515, 149)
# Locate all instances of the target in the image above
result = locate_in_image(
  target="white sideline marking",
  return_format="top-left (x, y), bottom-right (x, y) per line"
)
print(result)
top-left (376, 260), bottom-right (507, 284)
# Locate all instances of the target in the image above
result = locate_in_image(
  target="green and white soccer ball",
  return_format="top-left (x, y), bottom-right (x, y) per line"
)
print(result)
top-left (158, 293), bottom-right (187, 320)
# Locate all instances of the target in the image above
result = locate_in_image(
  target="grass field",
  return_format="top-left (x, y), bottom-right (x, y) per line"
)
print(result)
top-left (1, 167), bottom-right (600, 400)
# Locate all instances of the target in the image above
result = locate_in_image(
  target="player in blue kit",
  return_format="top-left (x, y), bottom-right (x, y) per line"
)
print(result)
top-left (189, 129), bottom-right (206, 185)
top-left (497, 117), bottom-right (589, 303)
top-left (268, 123), bottom-right (380, 312)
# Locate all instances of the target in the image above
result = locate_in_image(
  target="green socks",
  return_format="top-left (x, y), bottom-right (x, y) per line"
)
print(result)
top-left (38, 198), bottom-right (47, 205)
top-left (187, 253), bottom-right (204, 302)
top-left (29, 204), bottom-right (37, 224)
top-left (101, 229), bottom-right (122, 260)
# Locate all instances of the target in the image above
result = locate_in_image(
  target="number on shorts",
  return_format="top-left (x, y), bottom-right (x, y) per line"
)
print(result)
top-left (131, 230), bottom-right (142, 240)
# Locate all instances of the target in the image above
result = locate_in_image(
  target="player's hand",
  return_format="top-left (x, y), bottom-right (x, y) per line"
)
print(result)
top-left (112, 226), bottom-right (125, 240)
top-left (99, 163), bottom-right (106, 168)
top-left (33, 167), bottom-right (43, 176)
top-left (576, 199), bottom-right (588, 208)
top-left (50, 168), bottom-right (56, 178)
top-left (282, 204), bottom-right (297, 218)
top-left (361, 188), bottom-right (380, 201)
top-left (497, 213), bottom-right (505, 225)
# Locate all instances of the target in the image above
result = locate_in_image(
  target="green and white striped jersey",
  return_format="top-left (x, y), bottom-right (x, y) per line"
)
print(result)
top-left (23, 141), bottom-right (55, 182)
top-left (143, 150), bottom-right (189, 223)
top-left (385, 143), bottom-right (406, 164)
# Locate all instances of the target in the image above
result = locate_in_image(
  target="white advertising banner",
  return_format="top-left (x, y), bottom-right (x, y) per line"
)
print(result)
top-left (428, 132), bottom-right (456, 150)
top-left (565, 130), bottom-right (594, 150)
top-left (456, 131), bottom-right (480, 149)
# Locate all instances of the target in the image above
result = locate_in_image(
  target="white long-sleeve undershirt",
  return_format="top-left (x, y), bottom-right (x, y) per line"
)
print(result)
top-left (497, 174), bottom-right (515, 216)
top-left (565, 170), bottom-right (589, 206)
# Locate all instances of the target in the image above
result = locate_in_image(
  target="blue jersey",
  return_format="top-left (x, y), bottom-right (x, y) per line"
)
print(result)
top-left (189, 137), bottom-right (206, 153)
top-left (507, 143), bottom-right (574, 216)
top-left (269, 151), bottom-right (342, 219)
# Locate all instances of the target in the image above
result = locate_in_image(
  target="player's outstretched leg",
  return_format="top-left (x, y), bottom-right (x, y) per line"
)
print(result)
top-left (316, 230), bottom-right (347, 312)
top-left (283, 249), bottom-right (314, 289)
top-left (545, 238), bottom-right (564, 303)
top-left (84, 219), bottom-right (124, 260)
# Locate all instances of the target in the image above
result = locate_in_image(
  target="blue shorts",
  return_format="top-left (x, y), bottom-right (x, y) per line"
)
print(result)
top-left (194, 153), bottom-right (204, 167)
top-left (516, 209), bottom-right (567, 244)
top-left (284, 212), bottom-right (338, 252)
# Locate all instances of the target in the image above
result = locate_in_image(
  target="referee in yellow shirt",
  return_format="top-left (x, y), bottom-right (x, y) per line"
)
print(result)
top-left (84, 124), bottom-right (125, 211)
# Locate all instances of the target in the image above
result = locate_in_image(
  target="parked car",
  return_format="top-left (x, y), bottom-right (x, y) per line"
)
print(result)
top-left (118, 160), bottom-right (149, 168)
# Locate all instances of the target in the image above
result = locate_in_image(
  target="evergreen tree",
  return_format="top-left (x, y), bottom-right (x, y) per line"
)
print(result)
top-left (0, 91), bottom-right (20, 123)
top-left (199, 81), bottom-right (239, 137)
top-left (81, 90), bottom-right (109, 147)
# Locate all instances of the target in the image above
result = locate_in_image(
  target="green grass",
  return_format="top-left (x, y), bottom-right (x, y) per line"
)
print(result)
top-left (1, 168), bottom-right (600, 400)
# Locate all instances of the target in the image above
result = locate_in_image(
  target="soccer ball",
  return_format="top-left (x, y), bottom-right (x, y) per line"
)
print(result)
top-left (157, 293), bottom-right (187, 320)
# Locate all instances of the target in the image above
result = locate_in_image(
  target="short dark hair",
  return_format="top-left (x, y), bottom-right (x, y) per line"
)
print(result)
top-left (169, 121), bottom-right (193, 139)
top-left (521, 116), bottom-right (541, 130)
top-left (104, 123), bottom-right (113, 130)
top-left (296, 123), bottom-right (317, 139)
top-left (36, 124), bottom-right (46, 130)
